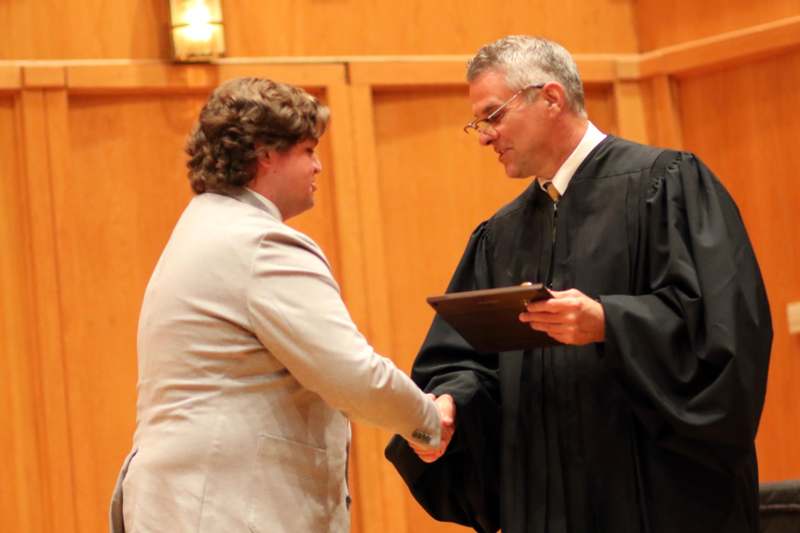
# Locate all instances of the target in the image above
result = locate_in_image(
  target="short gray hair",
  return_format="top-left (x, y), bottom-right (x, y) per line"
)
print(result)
top-left (186, 77), bottom-right (329, 194)
top-left (466, 36), bottom-right (586, 117)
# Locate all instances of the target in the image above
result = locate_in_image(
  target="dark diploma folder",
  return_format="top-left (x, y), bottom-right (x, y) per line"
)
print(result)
top-left (426, 283), bottom-right (559, 352)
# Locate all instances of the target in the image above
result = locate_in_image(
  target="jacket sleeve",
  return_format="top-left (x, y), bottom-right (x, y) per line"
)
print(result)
top-left (385, 367), bottom-right (501, 533)
top-left (245, 229), bottom-right (441, 449)
top-left (601, 152), bottom-right (772, 462)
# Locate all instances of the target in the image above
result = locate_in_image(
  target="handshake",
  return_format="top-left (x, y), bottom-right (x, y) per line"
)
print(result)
top-left (410, 393), bottom-right (456, 463)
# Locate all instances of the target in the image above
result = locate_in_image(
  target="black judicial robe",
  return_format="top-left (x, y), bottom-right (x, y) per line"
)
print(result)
top-left (385, 136), bottom-right (772, 533)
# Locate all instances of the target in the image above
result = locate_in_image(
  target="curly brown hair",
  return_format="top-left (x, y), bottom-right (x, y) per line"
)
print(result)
top-left (185, 77), bottom-right (330, 194)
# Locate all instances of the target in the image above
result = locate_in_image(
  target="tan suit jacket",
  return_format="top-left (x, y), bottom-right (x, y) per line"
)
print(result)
top-left (111, 189), bottom-right (440, 532)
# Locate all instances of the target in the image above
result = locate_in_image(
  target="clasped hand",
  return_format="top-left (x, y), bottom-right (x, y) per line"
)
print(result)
top-left (409, 393), bottom-right (455, 463)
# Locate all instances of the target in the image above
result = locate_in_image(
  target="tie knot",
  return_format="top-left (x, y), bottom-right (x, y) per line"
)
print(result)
top-left (543, 182), bottom-right (560, 203)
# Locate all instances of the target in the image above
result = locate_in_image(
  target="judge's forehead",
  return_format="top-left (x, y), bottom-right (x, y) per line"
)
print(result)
top-left (469, 70), bottom-right (516, 116)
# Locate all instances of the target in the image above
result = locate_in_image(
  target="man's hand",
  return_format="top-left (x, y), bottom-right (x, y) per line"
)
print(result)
top-left (410, 393), bottom-right (455, 463)
top-left (520, 288), bottom-right (605, 345)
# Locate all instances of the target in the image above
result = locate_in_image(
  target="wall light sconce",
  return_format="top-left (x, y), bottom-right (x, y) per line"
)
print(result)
top-left (169, 0), bottom-right (226, 62)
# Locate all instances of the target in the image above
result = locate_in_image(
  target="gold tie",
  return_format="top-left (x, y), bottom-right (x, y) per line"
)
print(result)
top-left (543, 181), bottom-right (561, 203)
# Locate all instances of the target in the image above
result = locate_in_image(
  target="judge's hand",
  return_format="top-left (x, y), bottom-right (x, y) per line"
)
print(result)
top-left (520, 288), bottom-right (605, 345)
top-left (409, 393), bottom-right (455, 463)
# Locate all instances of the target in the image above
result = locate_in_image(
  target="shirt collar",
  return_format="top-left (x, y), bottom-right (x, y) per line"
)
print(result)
top-left (538, 121), bottom-right (606, 197)
top-left (237, 187), bottom-right (284, 221)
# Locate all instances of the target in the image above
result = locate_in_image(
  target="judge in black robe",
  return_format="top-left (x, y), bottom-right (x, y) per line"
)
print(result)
top-left (385, 134), bottom-right (773, 533)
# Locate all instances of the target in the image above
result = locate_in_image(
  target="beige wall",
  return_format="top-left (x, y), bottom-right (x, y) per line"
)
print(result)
top-left (2, 3), bottom-right (800, 533)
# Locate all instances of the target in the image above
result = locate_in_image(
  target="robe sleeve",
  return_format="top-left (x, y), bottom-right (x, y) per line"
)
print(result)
top-left (385, 223), bottom-right (502, 533)
top-left (601, 151), bottom-right (772, 463)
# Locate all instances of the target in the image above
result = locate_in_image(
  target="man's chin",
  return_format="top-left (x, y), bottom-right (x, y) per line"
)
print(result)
top-left (503, 165), bottom-right (529, 179)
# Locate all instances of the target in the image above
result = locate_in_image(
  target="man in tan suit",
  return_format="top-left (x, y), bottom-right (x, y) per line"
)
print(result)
top-left (110, 77), bottom-right (449, 532)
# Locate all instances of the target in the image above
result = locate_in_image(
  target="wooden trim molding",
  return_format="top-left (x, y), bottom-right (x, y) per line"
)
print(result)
top-left (65, 63), bottom-right (345, 94)
top-left (0, 66), bottom-right (22, 91)
top-left (349, 60), bottom-right (468, 87)
top-left (348, 56), bottom-right (623, 86)
top-left (22, 67), bottom-right (66, 89)
top-left (1, 15), bottom-right (799, 91)
top-left (639, 15), bottom-right (800, 78)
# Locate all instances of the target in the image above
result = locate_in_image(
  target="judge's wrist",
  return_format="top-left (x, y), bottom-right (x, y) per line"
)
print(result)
top-left (590, 295), bottom-right (606, 343)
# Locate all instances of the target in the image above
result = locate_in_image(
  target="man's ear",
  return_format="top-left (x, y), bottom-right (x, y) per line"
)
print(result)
top-left (255, 147), bottom-right (273, 171)
top-left (542, 83), bottom-right (566, 112)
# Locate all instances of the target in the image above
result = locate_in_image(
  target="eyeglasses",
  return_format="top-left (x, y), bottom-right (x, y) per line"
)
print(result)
top-left (463, 83), bottom-right (546, 137)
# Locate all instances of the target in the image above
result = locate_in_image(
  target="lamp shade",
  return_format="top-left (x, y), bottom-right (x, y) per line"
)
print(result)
top-left (168, 0), bottom-right (225, 62)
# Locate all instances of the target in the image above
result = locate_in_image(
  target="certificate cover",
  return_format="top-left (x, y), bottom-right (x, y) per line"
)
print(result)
top-left (426, 283), bottom-right (559, 352)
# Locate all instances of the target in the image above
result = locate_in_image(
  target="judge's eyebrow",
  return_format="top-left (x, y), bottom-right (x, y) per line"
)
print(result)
top-left (478, 101), bottom-right (502, 118)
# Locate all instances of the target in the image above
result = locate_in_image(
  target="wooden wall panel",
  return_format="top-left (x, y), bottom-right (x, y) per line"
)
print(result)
top-left (223, 0), bottom-right (639, 56)
top-left (371, 85), bottom-right (618, 530)
top-left (18, 88), bottom-right (80, 533)
top-left (636, 0), bottom-right (800, 51)
top-left (678, 50), bottom-right (800, 481)
top-left (0, 96), bottom-right (47, 533)
top-left (640, 75), bottom-right (684, 150)
top-left (61, 93), bottom-right (202, 533)
top-left (374, 87), bottom-right (494, 533)
top-left (0, 95), bottom-right (20, 533)
top-left (1, 0), bottom-right (638, 60)
top-left (57, 92), bottom-right (340, 532)
top-left (0, 1), bottom-right (170, 59)
top-left (586, 84), bottom-right (617, 136)
top-left (613, 80), bottom-right (648, 142)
